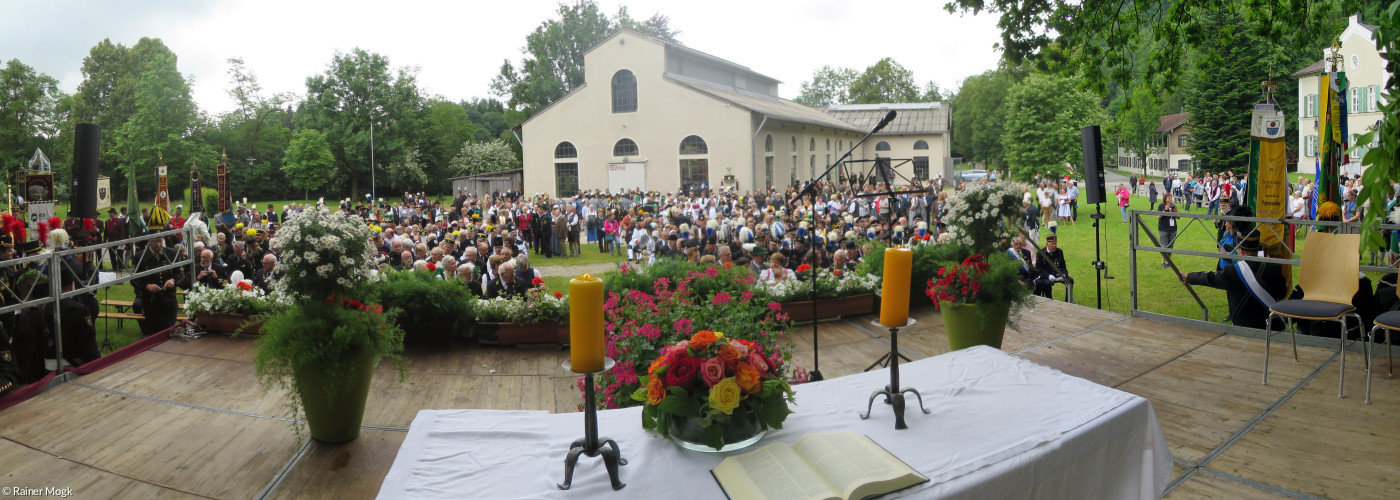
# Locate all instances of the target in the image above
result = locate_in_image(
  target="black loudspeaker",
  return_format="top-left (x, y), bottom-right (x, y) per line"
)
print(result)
top-left (71, 123), bottom-right (101, 219)
top-left (1081, 125), bottom-right (1106, 204)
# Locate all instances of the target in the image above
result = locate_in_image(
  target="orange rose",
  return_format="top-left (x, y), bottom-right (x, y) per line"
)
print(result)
top-left (690, 330), bottom-right (719, 349)
top-left (646, 376), bottom-right (666, 405)
top-left (720, 344), bottom-right (744, 364)
top-left (735, 362), bottom-right (762, 394)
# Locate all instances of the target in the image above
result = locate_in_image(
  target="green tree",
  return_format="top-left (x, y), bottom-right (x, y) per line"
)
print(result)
top-left (951, 69), bottom-right (1015, 165)
top-left (920, 81), bottom-right (945, 102)
top-left (213, 57), bottom-right (294, 201)
top-left (282, 128), bottom-right (335, 196)
top-left (383, 147), bottom-right (429, 191)
top-left (299, 48), bottom-right (424, 198)
top-left (450, 140), bottom-right (519, 177)
top-left (1182, 8), bottom-right (1273, 173)
top-left (106, 38), bottom-right (212, 199)
top-left (463, 98), bottom-right (510, 143)
top-left (419, 99), bottom-right (480, 186)
top-left (848, 58), bottom-right (920, 104)
top-left (794, 66), bottom-right (857, 106)
top-left (491, 0), bottom-right (614, 115)
top-left (0, 59), bottom-right (65, 182)
top-left (1000, 74), bottom-right (1108, 180)
top-left (1111, 85), bottom-right (1166, 177)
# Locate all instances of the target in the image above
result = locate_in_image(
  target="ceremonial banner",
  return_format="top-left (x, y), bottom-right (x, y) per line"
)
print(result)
top-left (189, 165), bottom-right (203, 214)
top-left (216, 155), bottom-right (230, 213)
top-left (1247, 104), bottom-right (1288, 247)
top-left (155, 164), bottom-right (169, 211)
top-left (1318, 70), bottom-right (1349, 206)
top-left (126, 162), bottom-right (143, 236)
top-left (96, 177), bottom-right (111, 210)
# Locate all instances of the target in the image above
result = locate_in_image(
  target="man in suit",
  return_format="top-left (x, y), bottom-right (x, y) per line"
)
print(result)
top-left (1180, 234), bottom-right (1287, 329)
top-left (252, 254), bottom-right (281, 293)
top-left (1033, 234), bottom-right (1072, 299)
top-left (224, 241), bottom-right (256, 279)
top-left (104, 207), bottom-right (128, 271)
top-left (132, 232), bottom-right (184, 336)
top-left (193, 249), bottom-right (229, 289)
top-left (487, 260), bottom-right (528, 299)
top-left (264, 204), bottom-right (279, 226)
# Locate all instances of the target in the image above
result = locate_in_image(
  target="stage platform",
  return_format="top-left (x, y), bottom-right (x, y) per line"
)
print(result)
top-left (2, 298), bottom-right (1397, 499)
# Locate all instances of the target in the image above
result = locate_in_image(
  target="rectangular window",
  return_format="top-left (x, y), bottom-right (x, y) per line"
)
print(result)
top-left (1302, 95), bottom-right (1312, 117)
top-left (555, 163), bottom-right (579, 197)
top-left (1350, 88), bottom-right (1359, 113)
top-left (764, 156), bottom-right (774, 189)
top-left (679, 159), bottom-right (709, 193)
top-left (1371, 85), bottom-right (1381, 111)
top-left (913, 156), bottom-right (929, 180)
top-left (1357, 87), bottom-right (1369, 112)
top-left (1178, 159), bottom-right (1188, 170)
top-left (1178, 134), bottom-right (1190, 148)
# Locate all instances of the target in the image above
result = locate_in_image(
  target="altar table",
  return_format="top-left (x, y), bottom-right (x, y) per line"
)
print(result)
top-left (377, 346), bottom-right (1171, 499)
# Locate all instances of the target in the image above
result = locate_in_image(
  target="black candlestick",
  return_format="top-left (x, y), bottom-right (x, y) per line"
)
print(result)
top-left (860, 319), bottom-right (930, 430)
top-left (559, 357), bottom-right (627, 490)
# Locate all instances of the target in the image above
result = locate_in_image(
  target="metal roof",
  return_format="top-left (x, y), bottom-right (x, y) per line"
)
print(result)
top-left (1291, 59), bottom-right (1327, 77)
top-left (669, 76), bottom-right (864, 133)
top-left (822, 102), bottom-right (950, 134)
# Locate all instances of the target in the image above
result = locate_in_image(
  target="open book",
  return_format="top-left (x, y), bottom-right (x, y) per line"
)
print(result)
top-left (712, 431), bottom-right (928, 500)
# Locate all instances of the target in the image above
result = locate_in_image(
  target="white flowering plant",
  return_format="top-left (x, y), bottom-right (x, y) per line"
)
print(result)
top-left (474, 287), bottom-right (570, 323)
top-left (945, 181), bottom-right (1028, 253)
top-left (270, 209), bottom-right (381, 300)
top-left (764, 268), bottom-right (881, 302)
top-left (185, 283), bottom-right (291, 317)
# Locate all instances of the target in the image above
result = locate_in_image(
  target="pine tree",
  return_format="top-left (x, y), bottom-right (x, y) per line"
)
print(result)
top-left (1183, 9), bottom-right (1271, 174)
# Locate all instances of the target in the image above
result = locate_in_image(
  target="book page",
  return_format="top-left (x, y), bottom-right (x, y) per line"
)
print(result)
top-left (713, 442), bottom-right (840, 500)
top-left (792, 431), bottom-right (926, 500)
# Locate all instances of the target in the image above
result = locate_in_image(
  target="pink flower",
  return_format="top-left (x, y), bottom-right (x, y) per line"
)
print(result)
top-left (705, 266), bottom-right (719, 277)
top-left (712, 292), bottom-right (733, 306)
top-left (741, 291), bottom-right (754, 303)
top-left (638, 324), bottom-right (661, 340)
top-left (767, 301), bottom-right (782, 312)
top-left (672, 318), bottom-right (695, 335)
top-left (701, 357), bottom-right (726, 387)
top-left (747, 352), bottom-right (769, 374)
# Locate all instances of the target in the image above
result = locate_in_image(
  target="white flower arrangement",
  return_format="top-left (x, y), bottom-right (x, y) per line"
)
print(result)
top-left (270, 209), bottom-right (381, 299)
top-left (945, 181), bottom-right (1028, 251)
top-left (764, 269), bottom-right (881, 302)
top-left (185, 283), bottom-right (292, 317)
top-left (473, 288), bottom-right (570, 323)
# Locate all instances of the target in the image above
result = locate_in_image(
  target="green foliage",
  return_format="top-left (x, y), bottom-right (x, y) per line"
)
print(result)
top-left (491, 0), bottom-right (615, 115)
top-left (847, 58), bottom-right (921, 104)
top-left (1181, 8), bottom-right (1273, 173)
top-left (859, 242), bottom-right (973, 306)
top-left (369, 270), bottom-right (477, 337)
top-left (1356, 1), bottom-right (1400, 252)
top-left (449, 139), bottom-right (519, 177)
top-left (1001, 74), bottom-right (1108, 180)
top-left (383, 147), bottom-right (429, 191)
top-left (794, 66), bottom-right (858, 106)
top-left (1112, 85), bottom-right (1167, 177)
top-left (952, 69), bottom-right (1015, 165)
top-left (282, 129), bottom-right (335, 193)
top-left (300, 48), bottom-right (424, 197)
top-left (0, 59), bottom-right (65, 183)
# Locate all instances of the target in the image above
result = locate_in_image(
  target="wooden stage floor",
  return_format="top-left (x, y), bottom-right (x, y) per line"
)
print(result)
top-left (2, 297), bottom-right (1397, 499)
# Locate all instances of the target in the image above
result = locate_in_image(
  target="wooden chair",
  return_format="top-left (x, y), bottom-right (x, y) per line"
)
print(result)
top-left (1365, 282), bottom-right (1399, 403)
top-left (1263, 232), bottom-right (1362, 397)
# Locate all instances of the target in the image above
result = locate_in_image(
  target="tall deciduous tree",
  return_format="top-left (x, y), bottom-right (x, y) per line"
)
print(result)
top-left (0, 59), bottom-right (65, 182)
top-left (1112, 85), bottom-right (1166, 177)
top-left (794, 66), bottom-right (858, 106)
top-left (215, 57), bottom-right (293, 201)
top-left (951, 69), bottom-right (1015, 166)
top-left (299, 48), bottom-right (424, 198)
top-left (1183, 8), bottom-right (1273, 173)
top-left (848, 58), bottom-right (920, 104)
top-left (282, 128), bottom-right (335, 196)
top-left (1000, 74), bottom-right (1108, 180)
top-left (450, 140), bottom-right (519, 177)
top-left (490, 0), bottom-right (614, 115)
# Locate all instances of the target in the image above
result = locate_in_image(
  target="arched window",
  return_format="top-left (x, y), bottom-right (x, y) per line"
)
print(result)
top-left (679, 135), bottom-right (708, 155)
top-left (554, 141), bottom-right (579, 196)
top-left (764, 134), bottom-right (773, 153)
top-left (875, 141), bottom-right (891, 151)
top-left (913, 140), bottom-right (929, 150)
top-left (809, 138), bottom-right (816, 151)
top-left (611, 70), bottom-right (637, 113)
top-left (555, 142), bottom-right (578, 158)
top-left (613, 138), bottom-right (639, 156)
top-left (791, 136), bottom-right (797, 151)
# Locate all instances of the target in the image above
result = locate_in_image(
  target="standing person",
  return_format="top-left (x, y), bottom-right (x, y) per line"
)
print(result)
top-left (1038, 181), bottom-right (1054, 226)
top-left (1057, 186), bottom-right (1073, 224)
top-left (1130, 174), bottom-right (1138, 195)
top-left (1148, 181), bottom-right (1158, 207)
top-left (1067, 180), bottom-right (1080, 222)
top-left (566, 204), bottom-right (581, 257)
top-left (104, 207), bottom-right (128, 272)
top-left (1116, 183), bottom-right (1131, 223)
top-left (1022, 199), bottom-right (1041, 246)
top-left (1158, 194), bottom-right (1179, 268)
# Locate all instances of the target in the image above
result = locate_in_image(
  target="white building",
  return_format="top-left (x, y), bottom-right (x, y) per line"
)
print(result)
top-left (1292, 14), bottom-right (1391, 177)
top-left (520, 29), bottom-right (952, 196)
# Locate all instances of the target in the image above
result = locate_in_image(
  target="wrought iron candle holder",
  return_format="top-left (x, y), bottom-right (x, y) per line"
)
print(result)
top-left (860, 318), bottom-right (930, 430)
top-left (558, 357), bottom-right (627, 490)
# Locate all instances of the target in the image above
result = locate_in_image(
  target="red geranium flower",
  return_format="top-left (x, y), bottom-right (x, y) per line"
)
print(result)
top-left (236, 281), bottom-right (253, 291)
top-left (532, 277), bottom-right (545, 286)
top-left (796, 263), bottom-right (811, 273)
top-left (833, 269), bottom-right (842, 276)
top-left (426, 262), bottom-right (437, 271)
top-left (554, 291), bottom-right (563, 298)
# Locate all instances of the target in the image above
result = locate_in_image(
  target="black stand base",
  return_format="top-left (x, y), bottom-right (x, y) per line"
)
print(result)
top-left (558, 360), bottom-right (627, 491)
top-left (863, 351), bottom-right (913, 372)
top-left (858, 319), bottom-right (930, 430)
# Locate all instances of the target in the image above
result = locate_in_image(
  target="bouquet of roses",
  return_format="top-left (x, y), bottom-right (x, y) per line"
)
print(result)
top-left (633, 330), bottom-right (795, 450)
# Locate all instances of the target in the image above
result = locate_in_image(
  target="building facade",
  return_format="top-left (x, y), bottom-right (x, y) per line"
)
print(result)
top-left (1293, 14), bottom-right (1390, 178)
top-left (520, 29), bottom-right (952, 197)
top-left (1116, 112), bottom-right (1194, 177)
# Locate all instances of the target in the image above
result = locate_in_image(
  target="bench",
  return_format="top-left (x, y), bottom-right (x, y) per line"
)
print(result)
top-left (97, 311), bottom-right (188, 329)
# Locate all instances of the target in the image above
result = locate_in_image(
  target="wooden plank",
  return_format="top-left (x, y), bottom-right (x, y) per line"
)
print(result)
top-left (76, 349), bottom-right (293, 418)
top-left (271, 429), bottom-right (407, 500)
top-left (0, 439), bottom-right (199, 499)
top-left (0, 384), bottom-right (299, 499)
top-left (1015, 321), bottom-right (1222, 388)
top-left (1208, 352), bottom-right (1400, 499)
top-left (1166, 471), bottom-right (1294, 499)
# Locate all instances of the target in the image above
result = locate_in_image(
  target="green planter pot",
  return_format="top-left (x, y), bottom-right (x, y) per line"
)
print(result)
top-left (293, 349), bottom-right (376, 443)
top-left (941, 301), bottom-right (1011, 351)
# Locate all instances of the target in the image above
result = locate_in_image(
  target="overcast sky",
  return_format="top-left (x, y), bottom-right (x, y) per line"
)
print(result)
top-left (1, 0), bottom-right (1004, 115)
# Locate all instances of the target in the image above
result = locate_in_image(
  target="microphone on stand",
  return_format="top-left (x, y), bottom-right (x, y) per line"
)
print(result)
top-left (873, 110), bottom-right (896, 134)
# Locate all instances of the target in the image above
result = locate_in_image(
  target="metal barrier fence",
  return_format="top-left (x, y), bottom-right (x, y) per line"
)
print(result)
top-left (3, 226), bottom-right (194, 388)
top-left (1127, 208), bottom-right (1396, 352)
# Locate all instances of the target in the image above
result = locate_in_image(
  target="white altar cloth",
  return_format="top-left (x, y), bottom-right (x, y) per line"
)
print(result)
top-left (378, 346), bottom-right (1171, 499)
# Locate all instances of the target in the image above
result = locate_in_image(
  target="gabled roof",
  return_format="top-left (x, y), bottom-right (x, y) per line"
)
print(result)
top-left (592, 28), bottom-right (781, 84)
top-left (823, 103), bottom-right (950, 135)
top-left (668, 76), bottom-right (863, 133)
top-left (1291, 59), bottom-right (1327, 77)
top-left (1156, 112), bottom-right (1190, 134)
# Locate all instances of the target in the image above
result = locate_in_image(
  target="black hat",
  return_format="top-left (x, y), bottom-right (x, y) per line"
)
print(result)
top-left (108, 208), bottom-right (117, 214)
top-left (21, 240), bottom-right (42, 255)
top-left (667, 234), bottom-right (679, 241)
top-left (1045, 234), bottom-right (1057, 243)
top-left (0, 233), bottom-right (12, 249)
top-left (1238, 233), bottom-right (1261, 253)
top-left (682, 238), bottom-right (701, 249)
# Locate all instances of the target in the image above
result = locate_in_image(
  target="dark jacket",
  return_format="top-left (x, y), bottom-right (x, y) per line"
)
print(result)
top-left (1186, 260), bottom-right (1287, 329)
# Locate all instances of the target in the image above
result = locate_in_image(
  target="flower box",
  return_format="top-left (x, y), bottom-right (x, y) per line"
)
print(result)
top-left (476, 322), bottom-right (570, 345)
top-left (196, 312), bottom-right (267, 335)
top-left (777, 293), bottom-right (876, 322)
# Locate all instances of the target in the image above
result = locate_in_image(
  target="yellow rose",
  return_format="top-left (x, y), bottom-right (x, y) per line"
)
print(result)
top-left (708, 378), bottom-right (742, 415)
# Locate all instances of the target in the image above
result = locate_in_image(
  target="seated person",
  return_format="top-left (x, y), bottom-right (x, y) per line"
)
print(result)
top-left (487, 260), bottom-right (528, 300)
top-left (193, 249), bottom-right (229, 289)
top-left (1178, 234), bottom-right (1287, 330)
top-left (1033, 234), bottom-right (1072, 298)
top-left (0, 323), bottom-right (24, 396)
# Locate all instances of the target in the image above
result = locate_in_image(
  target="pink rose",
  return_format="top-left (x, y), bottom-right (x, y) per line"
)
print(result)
top-left (701, 356), bottom-right (726, 387)
top-left (747, 352), bottom-right (769, 374)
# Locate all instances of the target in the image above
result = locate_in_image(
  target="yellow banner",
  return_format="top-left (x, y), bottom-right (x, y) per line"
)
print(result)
top-left (1319, 74), bottom-right (1331, 155)
top-left (1256, 138), bottom-right (1288, 246)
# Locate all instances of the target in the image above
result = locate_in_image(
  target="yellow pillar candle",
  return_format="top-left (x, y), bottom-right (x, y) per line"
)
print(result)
top-left (880, 247), bottom-right (913, 327)
top-left (569, 274), bottom-right (606, 373)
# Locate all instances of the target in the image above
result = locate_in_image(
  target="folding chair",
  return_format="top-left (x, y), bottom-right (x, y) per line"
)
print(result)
top-left (1263, 232), bottom-right (1362, 397)
top-left (1365, 283), bottom-right (1399, 403)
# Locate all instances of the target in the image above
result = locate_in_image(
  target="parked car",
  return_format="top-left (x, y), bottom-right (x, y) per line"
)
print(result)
top-left (958, 169), bottom-right (988, 182)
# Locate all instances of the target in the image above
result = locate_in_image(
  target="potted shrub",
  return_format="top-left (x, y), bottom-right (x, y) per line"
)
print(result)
top-left (371, 270), bottom-right (476, 345)
top-left (474, 285), bottom-right (570, 344)
top-left (254, 209), bottom-right (404, 443)
top-left (766, 266), bottom-right (880, 322)
top-left (185, 282), bottom-right (290, 335)
top-left (925, 253), bottom-right (1034, 350)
